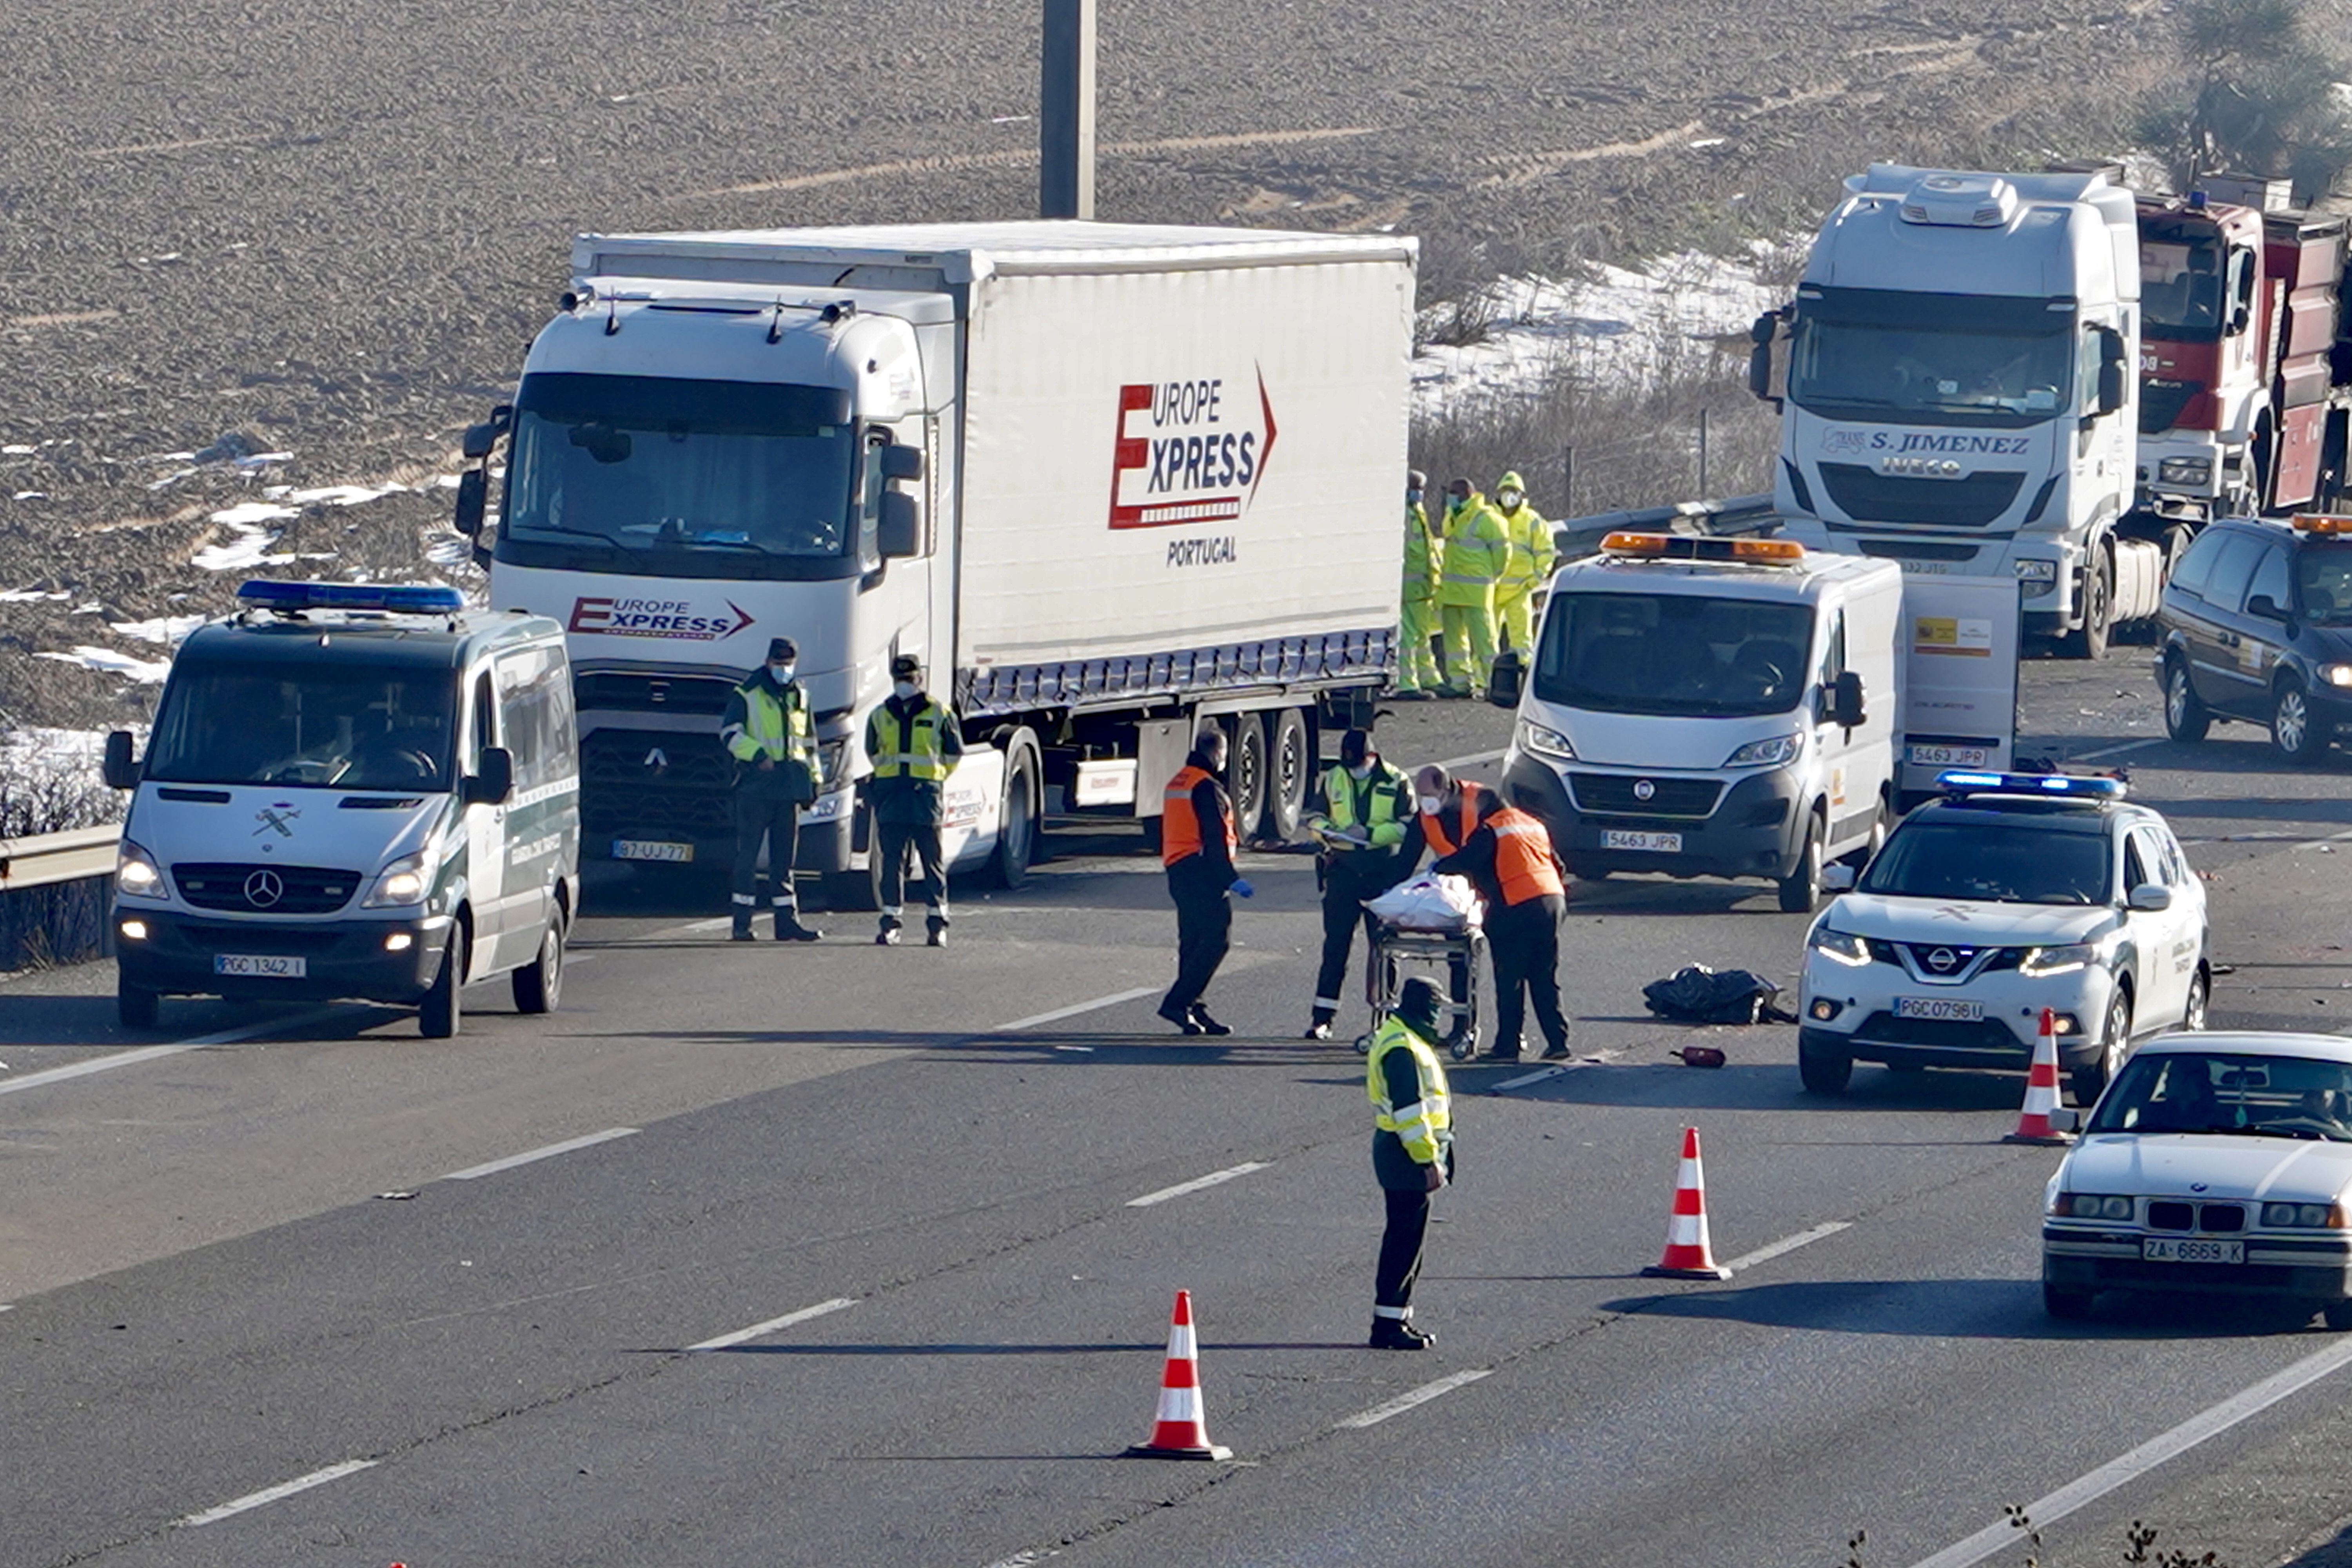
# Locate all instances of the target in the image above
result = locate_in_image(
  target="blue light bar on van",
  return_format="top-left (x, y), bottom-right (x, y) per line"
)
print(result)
top-left (236, 580), bottom-right (465, 614)
top-left (1936, 769), bottom-right (2125, 799)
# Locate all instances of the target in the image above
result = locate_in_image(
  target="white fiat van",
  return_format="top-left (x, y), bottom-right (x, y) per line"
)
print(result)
top-left (104, 580), bottom-right (579, 1037)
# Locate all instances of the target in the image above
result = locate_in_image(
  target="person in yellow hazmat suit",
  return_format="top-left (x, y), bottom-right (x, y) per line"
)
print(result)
top-left (1490, 470), bottom-right (1553, 656)
top-left (1436, 477), bottom-right (1506, 697)
top-left (1397, 469), bottom-right (1441, 699)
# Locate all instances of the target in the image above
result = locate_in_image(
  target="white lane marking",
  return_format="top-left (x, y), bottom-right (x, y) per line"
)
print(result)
top-left (687, 1296), bottom-right (857, 1352)
top-left (442, 1127), bottom-right (639, 1182)
top-left (1432, 748), bottom-right (1506, 772)
top-left (993, 987), bottom-right (1160, 1032)
top-left (1336, 1368), bottom-right (1493, 1429)
top-left (2296, 826), bottom-right (2352, 853)
top-left (1906, 1334), bottom-right (2352, 1568)
top-left (1718, 1221), bottom-right (1851, 1274)
top-left (2069, 737), bottom-right (2165, 762)
top-left (1127, 1161), bottom-right (1270, 1208)
top-left (979, 1551), bottom-right (1060, 1568)
top-left (176, 1459), bottom-right (376, 1527)
top-left (1489, 1048), bottom-right (1626, 1093)
top-left (0, 1007), bottom-right (350, 1098)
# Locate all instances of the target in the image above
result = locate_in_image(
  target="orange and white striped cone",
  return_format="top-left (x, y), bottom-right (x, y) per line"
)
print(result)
top-left (2004, 1007), bottom-right (2076, 1146)
top-left (1642, 1126), bottom-right (1732, 1281)
top-left (1123, 1290), bottom-right (1233, 1461)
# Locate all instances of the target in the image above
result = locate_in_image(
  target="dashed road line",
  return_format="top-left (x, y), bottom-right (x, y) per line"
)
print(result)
top-left (1336, 1368), bottom-right (1492, 1429)
top-left (1488, 1049), bottom-right (1625, 1092)
top-left (1127, 1161), bottom-right (1270, 1208)
top-left (176, 1459), bottom-right (376, 1528)
top-left (2069, 737), bottom-right (2165, 762)
top-left (993, 987), bottom-right (1160, 1032)
top-left (0, 1007), bottom-right (352, 1098)
top-left (1906, 1334), bottom-right (2352, 1568)
top-left (688, 1296), bottom-right (857, 1352)
top-left (442, 1127), bottom-right (638, 1182)
top-left (1432, 748), bottom-right (1506, 772)
top-left (979, 1551), bottom-right (1060, 1568)
top-left (1718, 1220), bottom-right (1851, 1274)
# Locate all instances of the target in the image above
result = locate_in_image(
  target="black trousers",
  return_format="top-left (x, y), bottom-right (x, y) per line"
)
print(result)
top-left (1376, 1187), bottom-right (1430, 1311)
top-left (1488, 893), bottom-right (1569, 1053)
top-left (876, 818), bottom-right (947, 922)
top-left (731, 793), bottom-right (801, 908)
top-left (1163, 872), bottom-right (1232, 1014)
top-left (1313, 882), bottom-right (1380, 1018)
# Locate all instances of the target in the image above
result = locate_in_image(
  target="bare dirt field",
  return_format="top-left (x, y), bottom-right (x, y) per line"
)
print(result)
top-left (0, 0), bottom-right (2182, 730)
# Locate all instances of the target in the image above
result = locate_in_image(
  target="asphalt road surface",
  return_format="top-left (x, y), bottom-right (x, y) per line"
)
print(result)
top-left (11, 648), bottom-right (2352, 1568)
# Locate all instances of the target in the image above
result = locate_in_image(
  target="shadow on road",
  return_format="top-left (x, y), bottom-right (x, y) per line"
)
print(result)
top-left (1602, 1278), bottom-right (2330, 1339)
top-left (1494, 1060), bottom-right (2028, 1114)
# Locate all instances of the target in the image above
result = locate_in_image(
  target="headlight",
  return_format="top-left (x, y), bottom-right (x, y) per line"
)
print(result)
top-left (2014, 559), bottom-right (2057, 582)
top-left (817, 736), bottom-right (849, 784)
top-left (2321, 664), bottom-right (2352, 689)
top-left (115, 840), bottom-right (167, 900)
top-left (362, 848), bottom-right (436, 909)
top-left (2054, 1193), bottom-right (2136, 1220)
top-left (1809, 926), bottom-right (1871, 967)
top-left (1724, 732), bottom-right (1802, 769)
top-left (2262, 1201), bottom-right (2349, 1229)
top-left (2158, 456), bottom-right (2214, 486)
top-left (2020, 942), bottom-right (2097, 978)
top-left (1516, 720), bottom-right (1575, 762)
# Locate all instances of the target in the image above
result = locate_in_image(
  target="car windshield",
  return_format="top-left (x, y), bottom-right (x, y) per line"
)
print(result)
top-left (1859, 818), bottom-right (2112, 905)
top-left (498, 372), bottom-right (860, 578)
top-left (2139, 236), bottom-right (2226, 341)
top-left (2089, 1051), bottom-right (2352, 1141)
top-left (147, 664), bottom-right (458, 791)
top-left (1533, 591), bottom-right (1815, 718)
top-left (2296, 546), bottom-right (2352, 626)
top-left (1788, 288), bottom-right (2074, 427)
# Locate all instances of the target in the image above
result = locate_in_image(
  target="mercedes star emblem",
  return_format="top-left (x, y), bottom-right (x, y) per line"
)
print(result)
top-left (244, 869), bottom-right (285, 908)
top-left (1632, 779), bottom-right (1656, 802)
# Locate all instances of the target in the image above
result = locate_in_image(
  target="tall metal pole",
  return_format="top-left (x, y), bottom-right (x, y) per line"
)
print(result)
top-left (1040, 0), bottom-right (1096, 220)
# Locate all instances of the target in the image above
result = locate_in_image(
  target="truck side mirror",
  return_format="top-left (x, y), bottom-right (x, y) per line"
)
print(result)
top-left (1828, 670), bottom-right (1867, 728)
top-left (463, 746), bottom-right (514, 807)
top-left (453, 468), bottom-right (487, 537)
top-left (103, 730), bottom-right (139, 790)
top-left (1747, 310), bottom-right (1782, 408)
top-left (1486, 648), bottom-right (1524, 708)
top-left (2095, 328), bottom-right (2129, 416)
top-left (878, 491), bottom-right (922, 559)
top-left (880, 443), bottom-right (924, 483)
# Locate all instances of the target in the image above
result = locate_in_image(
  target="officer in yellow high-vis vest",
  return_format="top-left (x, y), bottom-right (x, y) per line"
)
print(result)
top-left (1397, 469), bottom-right (1442, 698)
top-left (864, 653), bottom-right (964, 947)
top-left (1490, 469), bottom-right (1554, 655)
top-left (1436, 477), bottom-right (1506, 696)
top-left (720, 636), bottom-right (823, 942)
top-left (1367, 976), bottom-right (1454, 1349)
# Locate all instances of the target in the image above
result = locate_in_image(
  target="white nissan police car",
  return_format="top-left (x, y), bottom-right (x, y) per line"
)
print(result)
top-left (1797, 771), bottom-right (2208, 1103)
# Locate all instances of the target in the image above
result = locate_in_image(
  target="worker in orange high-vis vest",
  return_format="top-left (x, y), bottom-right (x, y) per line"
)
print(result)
top-left (1432, 791), bottom-right (1570, 1063)
top-left (1158, 725), bottom-right (1251, 1036)
top-left (1409, 764), bottom-right (1491, 1042)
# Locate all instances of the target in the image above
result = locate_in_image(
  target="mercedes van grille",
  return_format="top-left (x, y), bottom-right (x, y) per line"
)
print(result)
top-left (174, 863), bottom-right (360, 915)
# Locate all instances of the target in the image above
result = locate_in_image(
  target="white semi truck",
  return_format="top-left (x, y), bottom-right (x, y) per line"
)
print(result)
top-left (1751, 164), bottom-right (2163, 657)
top-left (454, 222), bottom-right (1414, 903)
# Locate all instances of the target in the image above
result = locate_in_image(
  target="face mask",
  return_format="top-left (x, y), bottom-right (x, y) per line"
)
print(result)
top-left (1418, 794), bottom-right (1443, 815)
top-left (769, 662), bottom-right (795, 681)
top-left (1499, 490), bottom-right (1523, 508)
top-left (893, 680), bottom-right (918, 701)
top-left (1406, 489), bottom-right (1423, 504)
top-left (1348, 762), bottom-right (1373, 781)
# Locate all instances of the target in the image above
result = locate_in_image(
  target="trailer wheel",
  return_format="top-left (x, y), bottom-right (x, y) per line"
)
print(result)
top-left (1262, 708), bottom-right (1310, 841)
top-left (823, 856), bottom-right (882, 912)
top-left (1225, 713), bottom-right (1269, 838)
top-left (2059, 543), bottom-right (2113, 660)
top-left (989, 734), bottom-right (1042, 889)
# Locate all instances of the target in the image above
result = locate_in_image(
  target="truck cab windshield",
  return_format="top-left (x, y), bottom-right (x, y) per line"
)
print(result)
top-left (1533, 591), bottom-right (1816, 718)
top-left (147, 664), bottom-right (459, 791)
top-left (2140, 236), bottom-right (2225, 340)
top-left (497, 373), bottom-right (860, 581)
top-left (1788, 288), bottom-right (2074, 426)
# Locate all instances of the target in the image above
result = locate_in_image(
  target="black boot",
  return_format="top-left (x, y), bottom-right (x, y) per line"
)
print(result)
top-left (876, 916), bottom-right (902, 947)
top-left (925, 916), bottom-right (947, 948)
top-left (1156, 1001), bottom-right (1206, 1036)
top-left (774, 912), bottom-right (820, 942)
top-left (730, 911), bottom-right (755, 942)
top-left (1368, 1317), bottom-right (1434, 1350)
top-left (1189, 1004), bottom-right (1232, 1037)
top-left (1303, 1011), bottom-right (1334, 1041)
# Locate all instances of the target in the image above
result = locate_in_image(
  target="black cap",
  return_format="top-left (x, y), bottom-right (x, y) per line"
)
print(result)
top-left (1394, 977), bottom-right (1444, 1039)
top-left (1446, 477), bottom-right (1472, 496)
top-left (1407, 469), bottom-right (1428, 489)
top-left (1339, 728), bottom-right (1373, 765)
top-left (889, 653), bottom-right (922, 680)
top-left (767, 637), bottom-right (797, 662)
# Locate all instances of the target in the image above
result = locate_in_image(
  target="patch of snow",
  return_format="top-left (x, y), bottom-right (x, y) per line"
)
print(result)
top-left (34, 646), bottom-right (171, 683)
top-left (208, 501), bottom-right (299, 526)
top-left (0, 587), bottom-right (68, 603)
top-left (194, 505), bottom-right (299, 572)
top-left (284, 483), bottom-right (406, 506)
top-left (12, 492), bottom-right (46, 501)
top-left (70, 603), bottom-right (104, 615)
top-left (111, 614), bottom-right (207, 645)
top-left (2, 444), bottom-right (33, 455)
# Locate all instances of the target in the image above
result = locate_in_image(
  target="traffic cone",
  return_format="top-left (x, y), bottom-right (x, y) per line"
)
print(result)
top-left (2004, 1007), bottom-right (2076, 1146)
top-left (1123, 1290), bottom-right (1233, 1461)
top-left (1642, 1126), bottom-right (1732, 1280)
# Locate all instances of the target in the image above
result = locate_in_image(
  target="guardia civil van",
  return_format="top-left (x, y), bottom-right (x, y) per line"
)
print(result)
top-left (103, 581), bottom-right (580, 1038)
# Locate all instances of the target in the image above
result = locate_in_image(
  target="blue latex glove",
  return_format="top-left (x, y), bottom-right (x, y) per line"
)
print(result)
top-left (1229, 878), bottom-right (1254, 898)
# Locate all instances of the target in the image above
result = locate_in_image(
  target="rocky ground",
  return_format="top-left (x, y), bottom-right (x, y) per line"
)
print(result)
top-left (0, 0), bottom-right (2193, 737)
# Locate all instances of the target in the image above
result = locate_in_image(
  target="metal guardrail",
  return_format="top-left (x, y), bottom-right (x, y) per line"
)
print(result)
top-left (0, 824), bottom-right (120, 973)
top-left (0, 823), bottom-right (121, 892)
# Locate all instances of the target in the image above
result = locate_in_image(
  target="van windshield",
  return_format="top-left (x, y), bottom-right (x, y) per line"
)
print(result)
top-left (148, 665), bottom-right (459, 791)
top-left (1532, 591), bottom-right (1816, 717)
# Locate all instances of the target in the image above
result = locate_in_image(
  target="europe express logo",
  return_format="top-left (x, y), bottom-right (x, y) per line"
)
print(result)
top-left (1108, 371), bottom-right (1279, 532)
top-left (1820, 429), bottom-right (2031, 457)
top-left (568, 597), bottom-right (756, 641)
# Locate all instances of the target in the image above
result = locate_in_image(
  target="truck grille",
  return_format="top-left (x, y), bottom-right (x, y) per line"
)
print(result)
top-left (1818, 463), bottom-right (2025, 528)
top-left (1568, 774), bottom-right (1722, 817)
top-left (2140, 379), bottom-right (2205, 436)
top-left (575, 671), bottom-right (737, 717)
top-left (173, 863), bottom-right (360, 915)
top-left (580, 729), bottom-right (735, 837)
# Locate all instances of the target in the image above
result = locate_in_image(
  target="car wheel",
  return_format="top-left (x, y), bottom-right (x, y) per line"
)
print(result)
top-left (2043, 1281), bottom-right (2096, 1321)
top-left (2272, 678), bottom-right (2328, 764)
top-left (117, 978), bottom-right (159, 1031)
top-left (2322, 1299), bottom-right (2352, 1331)
top-left (2182, 968), bottom-right (2209, 1032)
top-left (1798, 1038), bottom-right (1852, 1095)
top-left (2163, 657), bottom-right (2211, 743)
top-left (1777, 812), bottom-right (1825, 913)
top-left (511, 916), bottom-right (564, 1015)
top-left (2071, 985), bottom-right (2132, 1104)
top-left (420, 928), bottom-right (465, 1039)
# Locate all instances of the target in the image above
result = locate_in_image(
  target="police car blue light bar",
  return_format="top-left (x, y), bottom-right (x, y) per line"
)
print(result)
top-left (1936, 769), bottom-right (2126, 799)
top-left (237, 580), bottom-right (466, 614)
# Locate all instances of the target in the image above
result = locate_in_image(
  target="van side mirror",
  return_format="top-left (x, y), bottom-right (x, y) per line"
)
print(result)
top-left (2095, 327), bottom-right (2129, 416)
top-left (1822, 863), bottom-right (1857, 893)
top-left (453, 468), bottom-right (487, 537)
top-left (463, 746), bottom-right (514, 807)
top-left (103, 730), bottom-right (139, 790)
top-left (878, 491), bottom-right (922, 559)
top-left (880, 443), bottom-right (924, 483)
top-left (2246, 593), bottom-right (2287, 621)
top-left (2127, 882), bottom-right (2172, 913)
top-left (1486, 648), bottom-right (1524, 708)
top-left (1828, 670), bottom-right (1866, 728)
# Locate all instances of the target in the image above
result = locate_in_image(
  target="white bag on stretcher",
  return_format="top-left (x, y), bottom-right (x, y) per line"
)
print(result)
top-left (1364, 873), bottom-right (1482, 931)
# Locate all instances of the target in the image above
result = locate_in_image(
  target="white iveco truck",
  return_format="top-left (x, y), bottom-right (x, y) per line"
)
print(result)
top-left (456, 222), bottom-right (1413, 904)
top-left (1752, 164), bottom-right (2161, 657)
